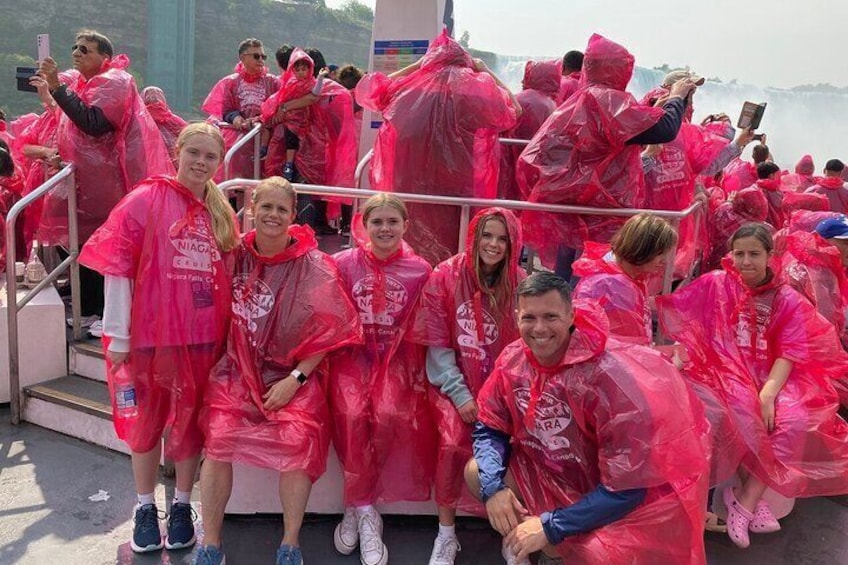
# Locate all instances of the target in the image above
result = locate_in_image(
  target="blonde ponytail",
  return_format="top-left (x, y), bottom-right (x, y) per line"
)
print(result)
top-left (204, 179), bottom-right (240, 252)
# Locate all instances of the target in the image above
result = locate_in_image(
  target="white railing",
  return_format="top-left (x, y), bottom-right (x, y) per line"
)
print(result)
top-left (222, 122), bottom-right (263, 181)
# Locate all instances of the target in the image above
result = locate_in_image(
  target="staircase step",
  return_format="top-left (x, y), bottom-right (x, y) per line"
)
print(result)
top-left (22, 375), bottom-right (128, 455)
top-left (69, 339), bottom-right (106, 382)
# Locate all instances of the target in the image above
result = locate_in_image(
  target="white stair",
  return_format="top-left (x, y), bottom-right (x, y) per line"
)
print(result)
top-left (68, 340), bottom-right (106, 382)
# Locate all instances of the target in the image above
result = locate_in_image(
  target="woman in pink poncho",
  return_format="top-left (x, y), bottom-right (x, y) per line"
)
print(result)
top-left (142, 86), bottom-right (187, 164)
top-left (197, 177), bottom-right (361, 565)
top-left (497, 59), bottom-right (561, 202)
top-left (329, 193), bottom-right (436, 564)
top-left (407, 207), bottom-right (525, 563)
top-left (201, 38), bottom-right (279, 181)
top-left (658, 223), bottom-right (848, 549)
top-left (355, 29), bottom-right (519, 265)
top-left (79, 123), bottom-right (239, 553)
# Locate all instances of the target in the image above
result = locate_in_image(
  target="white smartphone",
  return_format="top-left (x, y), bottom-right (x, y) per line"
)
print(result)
top-left (37, 34), bottom-right (50, 61)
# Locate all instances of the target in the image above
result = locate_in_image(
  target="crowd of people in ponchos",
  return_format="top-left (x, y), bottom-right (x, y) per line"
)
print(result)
top-left (2, 26), bottom-right (848, 565)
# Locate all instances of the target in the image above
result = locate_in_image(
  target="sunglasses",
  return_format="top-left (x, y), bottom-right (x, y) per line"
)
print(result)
top-left (71, 44), bottom-right (91, 55)
top-left (243, 53), bottom-right (267, 61)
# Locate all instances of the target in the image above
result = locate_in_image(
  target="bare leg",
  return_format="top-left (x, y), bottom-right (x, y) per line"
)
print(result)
top-left (199, 459), bottom-right (233, 548)
top-left (174, 455), bottom-right (201, 494)
top-left (737, 472), bottom-right (768, 513)
top-left (280, 470), bottom-right (312, 547)
top-left (131, 443), bottom-right (162, 496)
top-left (286, 149), bottom-right (296, 163)
top-left (437, 505), bottom-right (457, 527)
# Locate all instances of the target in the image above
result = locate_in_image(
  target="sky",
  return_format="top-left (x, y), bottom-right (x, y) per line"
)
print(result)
top-left (327, 0), bottom-right (848, 89)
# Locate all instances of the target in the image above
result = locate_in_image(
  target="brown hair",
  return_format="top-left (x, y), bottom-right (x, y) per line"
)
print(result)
top-left (238, 38), bottom-right (263, 55)
top-left (175, 123), bottom-right (239, 252)
top-left (730, 222), bottom-right (774, 253)
top-left (251, 176), bottom-right (297, 209)
top-left (610, 213), bottom-right (678, 266)
top-left (472, 212), bottom-right (514, 310)
top-left (361, 193), bottom-right (408, 225)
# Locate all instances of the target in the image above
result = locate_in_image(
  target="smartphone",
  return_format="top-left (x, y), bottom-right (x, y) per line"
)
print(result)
top-left (37, 34), bottom-right (50, 62)
top-left (752, 133), bottom-right (765, 142)
top-left (16, 67), bottom-right (38, 93)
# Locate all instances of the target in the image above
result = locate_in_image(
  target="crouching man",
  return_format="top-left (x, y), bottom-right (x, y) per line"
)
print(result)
top-left (465, 272), bottom-right (710, 565)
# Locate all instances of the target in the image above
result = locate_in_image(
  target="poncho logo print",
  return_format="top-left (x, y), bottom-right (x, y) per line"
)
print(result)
top-left (514, 387), bottom-right (579, 462)
top-left (231, 274), bottom-right (275, 339)
top-left (352, 274), bottom-right (408, 325)
top-left (238, 80), bottom-right (271, 117)
top-left (735, 303), bottom-right (770, 358)
top-left (169, 216), bottom-right (221, 273)
top-left (655, 145), bottom-right (687, 185)
top-left (456, 300), bottom-right (499, 362)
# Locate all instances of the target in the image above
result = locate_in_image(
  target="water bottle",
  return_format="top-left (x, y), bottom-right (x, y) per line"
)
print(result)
top-left (25, 246), bottom-right (46, 284)
top-left (113, 373), bottom-right (139, 419)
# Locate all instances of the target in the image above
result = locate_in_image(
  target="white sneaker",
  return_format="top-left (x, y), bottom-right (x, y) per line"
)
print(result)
top-left (334, 507), bottom-right (359, 555)
top-left (502, 540), bottom-right (532, 565)
top-left (88, 320), bottom-right (104, 338)
top-left (428, 533), bottom-right (460, 565)
top-left (67, 314), bottom-right (100, 328)
top-left (357, 507), bottom-right (387, 565)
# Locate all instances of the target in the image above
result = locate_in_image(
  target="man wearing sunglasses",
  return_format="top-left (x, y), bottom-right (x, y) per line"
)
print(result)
top-left (201, 38), bottom-right (280, 181)
top-left (33, 29), bottom-right (172, 322)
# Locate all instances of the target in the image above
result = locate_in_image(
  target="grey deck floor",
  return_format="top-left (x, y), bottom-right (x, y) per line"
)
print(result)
top-left (3, 406), bottom-right (848, 565)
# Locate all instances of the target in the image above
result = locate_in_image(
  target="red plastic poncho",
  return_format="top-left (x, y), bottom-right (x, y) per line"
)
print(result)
top-left (805, 176), bottom-right (848, 214)
top-left (705, 187), bottom-right (769, 271)
top-left (778, 230), bottom-right (848, 348)
top-left (202, 227), bottom-right (362, 480)
top-left (721, 157), bottom-right (757, 194)
top-left (355, 30), bottom-right (518, 265)
top-left (657, 264), bottom-right (848, 497)
top-left (408, 207), bottom-right (526, 511)
top-left (43, 56), bottom-right (173, 245)
top-left (497, 60), bottom-right (560, 202)
top-left (516, 34), bottom-right (664, 265)
top-left (786, 209), bottom-right (840, 233)
top-left (643, 122), bottom-right (729, 276)
top-left (330, 243), bottom-right (436, 505)
top-left (558, 71), bottom-right (581, 104)
top-left (202, 62), bottom-right (279, 181)
top-left (572, 242), bottom-right (652, 343)
top-left (754, 177), bottom-right (788, 228)
top-left (477, 303), bottom-right (710, 565)
top-left (781, 191), bottom-right (829, 217)
top-left (260, 48), bottom-right (358, 190)
top-left (79, 176), bottom-right (233, 460)
top-left (142, 86), bottom-right (187, 162)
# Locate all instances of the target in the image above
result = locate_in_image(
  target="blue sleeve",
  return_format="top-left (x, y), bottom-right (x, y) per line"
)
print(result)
top-left (223, 110), bottom-right (242, 124)
top-left (627, 97), bottom-right (686, 145)
top-left (471, 422), bottom-right (511, 502)
top-left (540, 485), bottom-right (647, 545)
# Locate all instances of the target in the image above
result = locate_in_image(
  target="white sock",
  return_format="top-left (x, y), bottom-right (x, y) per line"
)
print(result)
top-left (356, 504), bottom-right (375, 516)
top-left (137, 492), bottom-right (155, 506)
top-left (174, 489), bottom-right (192, 505)
top-left (438, 523), bottom-right (456, 538)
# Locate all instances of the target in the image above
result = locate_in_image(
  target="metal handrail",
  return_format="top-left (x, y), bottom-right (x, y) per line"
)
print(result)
top-left (222, 123), bottom-right (263, 181)
top-left (499, 137), bottom-right (531, 146)
top-left (6, 163), bottom-right (81, 425)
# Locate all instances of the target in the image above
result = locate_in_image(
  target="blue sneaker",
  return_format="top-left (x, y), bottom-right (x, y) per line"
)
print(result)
top-left (165, 502), bottom-right (197, 549)
top-left (192, 544), bottom-right (226, 565)
top-left (131, 503), bottom-right (163, 553)
top-left (275, 544), bottom-right (303, 565)
top-left (282, 162), bottom-right (295, 181)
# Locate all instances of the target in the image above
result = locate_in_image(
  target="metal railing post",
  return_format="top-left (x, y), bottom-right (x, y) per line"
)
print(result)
top-left (253, 127), bottom-right (261, 180)
top-left (67, 169), bottom-right (82, 341)
top-left (223, 123), bottom-right (262, 181)
top-left (458, 205), bottom-right (471, 252)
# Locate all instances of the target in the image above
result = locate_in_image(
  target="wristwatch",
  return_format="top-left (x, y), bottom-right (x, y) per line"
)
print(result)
top-left (291, 369), bottom-right (307, 385)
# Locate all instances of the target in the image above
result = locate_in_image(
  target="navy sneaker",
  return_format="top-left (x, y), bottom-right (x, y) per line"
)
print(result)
top-left (275, 543), bottom-right (303, 565)
top-left (131, 503), bottom-right (164, 553)
top-left (282, 162), bottom-right (295, 181)
top-left (165, 502), bottom-right (197, 549)
top-left (192, 544), bottom-right (226, 565)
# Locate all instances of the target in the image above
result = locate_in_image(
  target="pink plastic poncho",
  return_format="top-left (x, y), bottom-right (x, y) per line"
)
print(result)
top-left (43, 56), bottom-right (173, 245)
top-left (516, 34), bottom-right (664, 265)
top-left (755, 177), bottom-right (788, 228)
top-left (408, 207), bottom-right (526, 511)
top-left (202, 228), bottom-right (362, 479)
top-left (79, 176), bottom-right (233, 460)
top-left (705, 187), bottom-right (769, 270)
top-left (477, 303), bottom-right (710, 565)
top-left (657, 264), bottom-right (848, 497)
top-left (721, 157), bottom-right (757, 194)
top-left (142, 86), bottom-right (187, 161)
top-left (497, 60), bottom-right (560, 201)
top-left (643, 122), bottom-right (729, 276)
top-left (260, 48), bottom-right (358, 190)
top-left (572, 242), bottom-right (652, 343)
top-left (781, 191), bottom-right (829, 217)
top-left (202, 62), bottom-right (279, 181)
top-left (786, 210), bottom-right (840, 233)
top-left (806, 176), bottom-right (848, 214)
top-left (355, 30), bottom-right (518, 265)
top-left (330, 242), bottom-right (436, 505)
top-left (558, 71), bottom-right (581, 104)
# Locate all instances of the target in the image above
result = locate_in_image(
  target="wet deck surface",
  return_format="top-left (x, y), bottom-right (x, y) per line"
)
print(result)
top-left (3, 406), bottom-right (848, 565)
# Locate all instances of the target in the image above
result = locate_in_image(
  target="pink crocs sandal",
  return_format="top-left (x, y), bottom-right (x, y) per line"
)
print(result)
top-left (749, 500), bottom-right (781, 533)
top-left (723, 487), bottom-right (755, 548)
